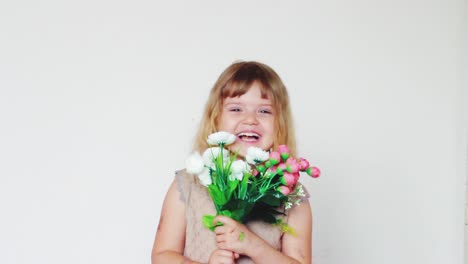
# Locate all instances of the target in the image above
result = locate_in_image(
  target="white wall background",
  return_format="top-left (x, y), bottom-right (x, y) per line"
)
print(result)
top-left (0, 0), bottom-right (465, 263)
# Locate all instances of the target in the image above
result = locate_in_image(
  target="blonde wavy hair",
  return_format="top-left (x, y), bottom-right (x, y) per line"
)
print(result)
top-left (193, 61), bottom-right (297, 156)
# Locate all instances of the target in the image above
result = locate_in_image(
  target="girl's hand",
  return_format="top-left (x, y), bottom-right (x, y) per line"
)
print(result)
top-left (208, 249), bottom-right (238, 264)
top-left (213, 215), bottom-right (263, 256)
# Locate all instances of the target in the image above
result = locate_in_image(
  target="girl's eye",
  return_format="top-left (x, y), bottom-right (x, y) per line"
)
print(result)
top-left (229, 108), bottom-right (241, 112)
top-left (259, 109), bottom-right (272, 114)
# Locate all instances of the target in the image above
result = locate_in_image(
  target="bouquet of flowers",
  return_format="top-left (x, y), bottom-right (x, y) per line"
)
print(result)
top-left (185, 131), bottom-right (320, 233)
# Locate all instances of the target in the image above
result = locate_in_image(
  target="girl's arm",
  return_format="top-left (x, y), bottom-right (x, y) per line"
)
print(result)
top-left (279, 200), bottom-right (312, 264)
top-left (213, 200), bottom-right (312, 264)
top-left (151, 180), bottom-right (199, 264)
top-left (152, 180), bottom-right (238, 264)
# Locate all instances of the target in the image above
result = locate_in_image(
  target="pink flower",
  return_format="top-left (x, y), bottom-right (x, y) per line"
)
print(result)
top-left (307, 166), bottom-right (321, 178)
top-left (269, 151), bottom-right (281, 165)
top-left (278, 186), bottom-right (291, 196)
top-left (282, 172), bottom-right (297, 187)
top-left (311, 167), bottom-right (321, 178)
top-left (278, 145), bottom-right (290, 154)
top-left (278, 163), bottom-right (287, 171)
top-left (293, 171), bottom-right (300, 180)
top-left (286, 157), bottom-right (299, 174)
top-left (298, 158), bottom-right (310, 171)
top-left (287, 164), bottom-right (299, 174)
top-left (277, 145), bottom-right (290, 161)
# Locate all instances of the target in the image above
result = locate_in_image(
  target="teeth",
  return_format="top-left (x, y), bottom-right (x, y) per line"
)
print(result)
top-left (238, 132), bottom-right (260, 140)
top-left (238, 132), bottom-right (259, 137)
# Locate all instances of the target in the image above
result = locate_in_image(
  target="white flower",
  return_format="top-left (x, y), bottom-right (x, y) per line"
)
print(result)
top-left (198, 168), bottom-right (212, 186)
top-left (185, 152), bottom-right (205, 175)
top-left (245, 147), bottom-right (269, 165)
top-left (207, 131), bottom-right (236, 146)
top-left (230, 172), bottom-right (243, 181)
top-left (284, 185), bottom-right (306, 210)
top-left (203, 147), bottom-right (230, 167)
top-left (231, 160), bottom-right (249, 174)
top-left (229, 160), bottom-right (249, 181)
top-left (296, 185), bottom-right (305, 197)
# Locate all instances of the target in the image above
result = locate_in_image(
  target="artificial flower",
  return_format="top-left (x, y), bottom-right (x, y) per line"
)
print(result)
top-left (207, 131), bottom-right (236, 145)
top-left (307, 166), bottom-right (321, 178)
top-left (245, 147), bottom-right (269, 165)
top-left (190, 132), bottom-right (321, 233)
top-left (284, 184), bottom-right (306, 210)
top-left (185, 152), bottom-right (205, 175)
top-left (230, 160), bottom-right (249, 181)
top-left (269, 151), bottom-right (281, 165)
top-left (278, 163), bottom-right (287, 171)
top-left (202, 147), bottom-right (229, 167)
top-left (286, 157), bottom-right (300, 173)
top-left (281, 172), bottom-right (298, 187)
top-left (278, 145), bottom-right (290, 160)
top-left (298, 158), bottom-right (310, 171)
top-left (198, 167), bottom-right (212, 186)
top-left (278, 185), bottom-right (291, 196)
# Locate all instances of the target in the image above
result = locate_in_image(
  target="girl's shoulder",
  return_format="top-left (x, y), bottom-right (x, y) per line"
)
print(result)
top-left (174, 169), bottom-right (198, 185)
top-left (174, 169), bottom-right (192, 203)
top-left (174, 169), bottom-right (205, 203)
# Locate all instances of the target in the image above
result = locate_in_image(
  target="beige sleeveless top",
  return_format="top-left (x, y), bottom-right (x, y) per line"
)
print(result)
top-left (175, 169), bottom-right (309, 264)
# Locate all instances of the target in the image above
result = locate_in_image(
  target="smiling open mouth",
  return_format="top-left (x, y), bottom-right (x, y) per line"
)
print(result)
top-left (237, 132), bottom-right (260, 142)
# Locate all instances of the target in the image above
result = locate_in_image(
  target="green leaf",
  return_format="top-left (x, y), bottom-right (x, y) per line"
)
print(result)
top-left (202, 214), bottom-right (224, 231)
top-left (274, 218), bottom-right (297, 236)
top-left (227, 179), bottom-right (239, 200)
top-left (238, 231), bottom-right (245, 241)
top-left (220, 210), bottom-right (232, 218)
top-left (261, 213), bottom-right (278, 223)
top-left (229, 209), bottom-right (243, 222)
top-left (238, 173), bottom-right (249, 199)
top-left (208, 185), bottom-right (227, 206)
top-left (260, 195), bottom-right (281, 207)
top-left (202, 215), bottom-right (215, 231)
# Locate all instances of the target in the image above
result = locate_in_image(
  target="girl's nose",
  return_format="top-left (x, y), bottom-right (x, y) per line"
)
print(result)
top-left (243, 112), bottom-right (259, 125)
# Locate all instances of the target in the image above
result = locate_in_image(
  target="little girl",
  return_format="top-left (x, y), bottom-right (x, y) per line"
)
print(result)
top-left (151, 61), bottom-right (312, 264)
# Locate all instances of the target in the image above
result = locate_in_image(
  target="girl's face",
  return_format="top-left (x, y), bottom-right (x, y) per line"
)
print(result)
top-left (217, 82), bottom-right (275, 157)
